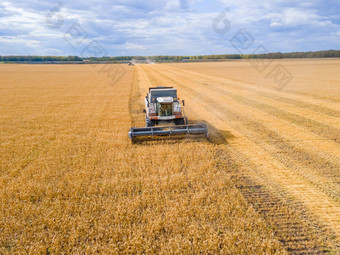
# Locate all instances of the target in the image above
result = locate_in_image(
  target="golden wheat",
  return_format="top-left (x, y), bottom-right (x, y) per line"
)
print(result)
top-left (0, 64), bottom-right (286, 254)
top-left (1, 60), bottom-right (339, 253)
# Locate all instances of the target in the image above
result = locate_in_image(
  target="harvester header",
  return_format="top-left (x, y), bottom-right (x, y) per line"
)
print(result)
top-left (128, 86), bottom-right (208, 142)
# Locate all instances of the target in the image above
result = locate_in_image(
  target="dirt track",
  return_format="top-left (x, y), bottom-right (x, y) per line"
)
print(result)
top-left (135, 60), bottom-right (340, 252)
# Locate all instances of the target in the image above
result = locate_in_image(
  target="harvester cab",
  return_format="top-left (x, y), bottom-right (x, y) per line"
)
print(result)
top-left (145, 87), bottom-right (186, 126)
top-left (129, 86), bottom-right (208, 142)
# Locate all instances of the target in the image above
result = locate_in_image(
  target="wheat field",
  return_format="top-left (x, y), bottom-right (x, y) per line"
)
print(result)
top-left (0, 60), bottom-right (339, 254)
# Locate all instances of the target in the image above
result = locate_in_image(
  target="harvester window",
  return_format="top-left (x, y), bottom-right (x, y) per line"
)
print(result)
top-left (150, 89), bottom-right (177, 102)
top-left (159, 104), bottom-right (172, 116)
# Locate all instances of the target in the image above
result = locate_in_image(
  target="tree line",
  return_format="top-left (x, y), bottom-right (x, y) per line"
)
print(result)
top-left (1, 50), bottom-right (340, 62)
top-left (0, 56), bottom-right (83, 62)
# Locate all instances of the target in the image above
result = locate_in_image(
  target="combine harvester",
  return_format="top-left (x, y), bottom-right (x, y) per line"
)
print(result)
top-left (129, 87), bottom-right (208, 142)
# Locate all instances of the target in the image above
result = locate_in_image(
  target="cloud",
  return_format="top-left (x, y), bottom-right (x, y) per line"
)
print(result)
top-left (268, 8), bottom-right (333, 28)
top-left (125, 42), bottom-right (147, 50)
top-left (0, 0), bottom-right (339, 56)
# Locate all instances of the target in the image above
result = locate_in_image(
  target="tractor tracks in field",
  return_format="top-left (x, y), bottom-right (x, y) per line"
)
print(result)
top-left (160, 64), bottom-right (340, 114)
top-left (152, 65), bottom-right (340, 170)
top-left (219, 148), bottom-right (335, 254)
top-left (139, 65), bottom-right (340, 253)
top-left (156, 65), bottom-right (340, 143)
top-left (270, 96), bottom-right (340, 119)
top-left (144, 65), bottom-right (340, 197)
top-left (151, 65), bottom-right (340, 188)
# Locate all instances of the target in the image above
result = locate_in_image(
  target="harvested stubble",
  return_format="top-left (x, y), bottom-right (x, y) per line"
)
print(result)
top-left (137, 60), bottom-right (340, 253)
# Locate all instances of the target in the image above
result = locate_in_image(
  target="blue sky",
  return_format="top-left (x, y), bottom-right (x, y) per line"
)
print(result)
top-left (0, 0), bottom-right (339, 56)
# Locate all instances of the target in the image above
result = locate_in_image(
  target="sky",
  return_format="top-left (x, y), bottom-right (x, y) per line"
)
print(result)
top-left (0, 0), bottom-right (339, 56)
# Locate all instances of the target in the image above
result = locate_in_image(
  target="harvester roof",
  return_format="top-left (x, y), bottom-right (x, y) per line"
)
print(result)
top-left (149, 87), bottom-right (177, 101)
top-left (149, 86), bottom-right (174, 92)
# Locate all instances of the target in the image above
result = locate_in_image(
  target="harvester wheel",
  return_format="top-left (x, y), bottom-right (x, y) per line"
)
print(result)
top-left (175, 118), bottom-right (185, 125)
top-left (184, 116), bottom-right (188, 125)
top-left (146, 116), bottom-right (152, 127)
top-left (146, 116), bottom-right (156, 127)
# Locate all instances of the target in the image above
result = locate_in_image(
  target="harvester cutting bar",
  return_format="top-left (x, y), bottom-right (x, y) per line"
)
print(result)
top-left (129, 123), bottom-right (208, 142)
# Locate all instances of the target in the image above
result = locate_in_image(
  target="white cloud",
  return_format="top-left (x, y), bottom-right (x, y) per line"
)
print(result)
top-left (125, 42), bottom-right (147, 50)
top-left (0, 0), bottom-right (339, 56)
top-left (269, 8), bottom-right (323, 28)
